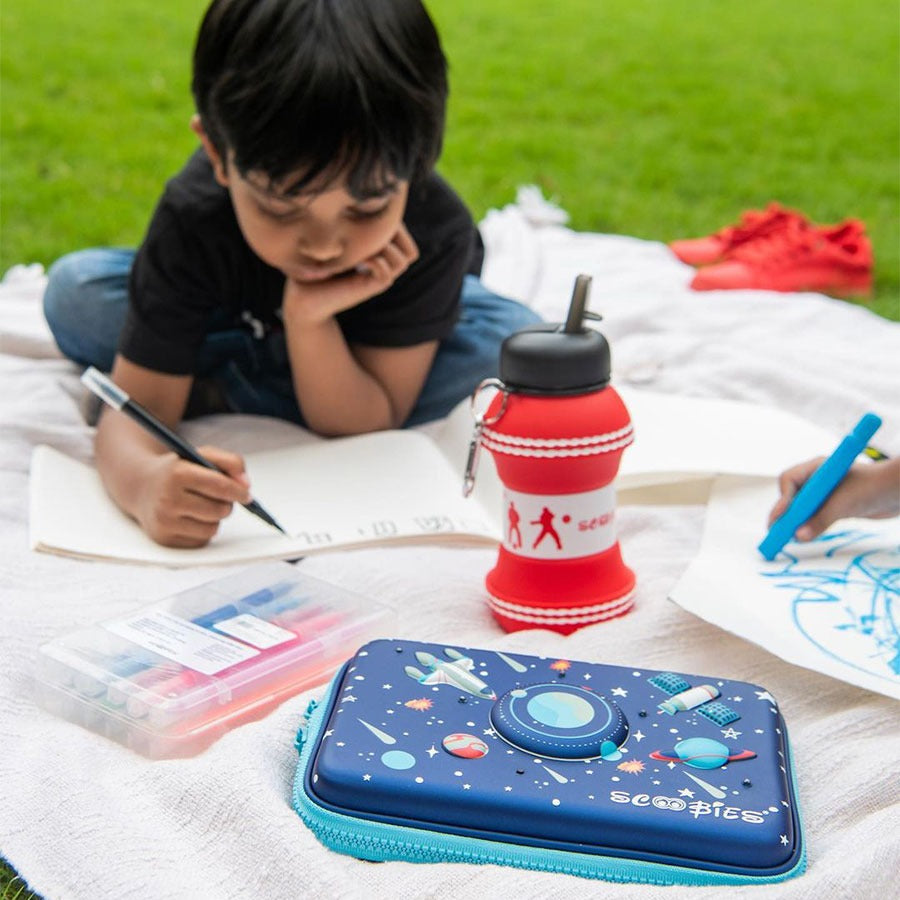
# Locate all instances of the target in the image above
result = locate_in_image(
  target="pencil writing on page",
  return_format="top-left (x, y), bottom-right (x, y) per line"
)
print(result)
top-left (80, 367), bottom-right (287, 535)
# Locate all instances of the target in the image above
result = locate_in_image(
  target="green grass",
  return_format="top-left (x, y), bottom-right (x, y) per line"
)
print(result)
top-left (2, 0), bottom-right (898, 318)
top-left (0, 859), bottom-right (40, 900)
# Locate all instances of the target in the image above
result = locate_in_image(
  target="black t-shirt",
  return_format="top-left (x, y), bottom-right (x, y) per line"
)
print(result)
top-left (120, 149), bottom-right (484, 374)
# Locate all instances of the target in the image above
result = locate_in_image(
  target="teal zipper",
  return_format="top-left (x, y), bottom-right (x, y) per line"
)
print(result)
top-left (292, 672), bottom-right (807, 886)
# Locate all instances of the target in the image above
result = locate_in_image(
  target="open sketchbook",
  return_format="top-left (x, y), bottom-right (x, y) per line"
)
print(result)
top-left (30, 386), bottom-right (841, 567)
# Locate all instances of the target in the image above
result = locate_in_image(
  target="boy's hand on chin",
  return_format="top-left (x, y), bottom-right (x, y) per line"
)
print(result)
top-left (282, 225), bottom-right (419, 326)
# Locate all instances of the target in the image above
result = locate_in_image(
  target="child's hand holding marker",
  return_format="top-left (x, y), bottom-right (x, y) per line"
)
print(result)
top-left (768, 456), bottom-right (900, 542)
top-left (758, 413), bottom-right (896, 559)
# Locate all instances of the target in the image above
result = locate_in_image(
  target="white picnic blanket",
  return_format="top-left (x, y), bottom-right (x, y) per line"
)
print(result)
top-left (1, 191), bottom-right (898, 899)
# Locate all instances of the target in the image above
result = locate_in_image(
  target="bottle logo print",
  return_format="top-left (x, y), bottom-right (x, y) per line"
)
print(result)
top-left (531, 506), bottom-right (562, 550)
top-left (501, 486), bottom-right (617, 560)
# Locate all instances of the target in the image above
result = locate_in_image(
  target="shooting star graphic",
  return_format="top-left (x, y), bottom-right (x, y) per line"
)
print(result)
top-left (358, 719), bottom-right (396, 745)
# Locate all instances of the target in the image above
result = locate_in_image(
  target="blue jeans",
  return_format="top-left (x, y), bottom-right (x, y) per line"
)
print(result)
top-left (42, 248), bottom-right (541, 426)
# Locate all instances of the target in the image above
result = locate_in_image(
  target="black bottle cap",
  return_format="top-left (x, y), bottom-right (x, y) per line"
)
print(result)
top-left (499, 274), bottom-right (611, 394)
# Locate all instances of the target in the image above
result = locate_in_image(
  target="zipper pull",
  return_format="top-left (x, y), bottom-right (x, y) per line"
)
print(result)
top-left (294, 698), bottom-right (319, 754)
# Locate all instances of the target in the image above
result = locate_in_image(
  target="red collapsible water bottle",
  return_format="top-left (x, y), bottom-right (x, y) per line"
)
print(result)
top-left (464, 274), bottom-right (635, 634)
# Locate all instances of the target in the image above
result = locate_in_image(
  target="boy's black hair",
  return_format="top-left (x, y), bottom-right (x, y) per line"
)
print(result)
top-left (192, 0), bottom-right (448, 197)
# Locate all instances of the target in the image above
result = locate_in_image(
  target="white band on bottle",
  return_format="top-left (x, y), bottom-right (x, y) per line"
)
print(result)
top-left (487, 590), bottom-right (635, 626)
top-left (482, 423), bottom-right (633, 459)
top-left (500, 484), bottom-right (617, 560)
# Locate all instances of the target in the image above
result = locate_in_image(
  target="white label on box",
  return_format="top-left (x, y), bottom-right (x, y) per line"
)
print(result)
top-left (105, 610), bottom-right (259, 675)
top-left (213, 613), bottom-right (295, 650)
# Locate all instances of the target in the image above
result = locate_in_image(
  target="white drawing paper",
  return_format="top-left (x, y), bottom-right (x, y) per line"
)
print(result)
top-left (670, 476), bottom-right (900, 700)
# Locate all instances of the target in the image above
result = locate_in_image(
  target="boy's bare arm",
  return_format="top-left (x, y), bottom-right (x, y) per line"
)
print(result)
top-left (95, 357), bottom-right (252, 547)
top-left (286, 312), bottom-right (437, 434)
top-left (281, 223), bottom-right (433, 434)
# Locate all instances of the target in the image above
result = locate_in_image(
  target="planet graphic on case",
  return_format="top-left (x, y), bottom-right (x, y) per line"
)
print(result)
top-left (650, 737), bottom-right (757, 770)
top-left (490, 683), bottom-right (629, 759)
top-left (442, 733), bottom-right (490, 759)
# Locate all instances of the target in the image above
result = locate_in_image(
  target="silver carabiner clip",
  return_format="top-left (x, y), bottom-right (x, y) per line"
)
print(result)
top-left (463, 378), bottom-right (508, 497)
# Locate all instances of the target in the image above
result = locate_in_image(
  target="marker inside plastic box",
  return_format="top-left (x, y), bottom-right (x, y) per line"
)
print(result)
top-left (34, 564), bottom-right (395, 757)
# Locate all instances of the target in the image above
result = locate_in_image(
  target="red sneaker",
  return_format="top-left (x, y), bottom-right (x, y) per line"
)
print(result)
top-left (670, 203), bottom-right (808, 266)
top-left (689, 218), bottom-right (873, 297)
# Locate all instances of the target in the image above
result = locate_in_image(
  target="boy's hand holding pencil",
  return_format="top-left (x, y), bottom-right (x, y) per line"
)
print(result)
top-left (82, 367), bottom-right (285, 548)
top-left (132, 444), bottom-right (254, 548)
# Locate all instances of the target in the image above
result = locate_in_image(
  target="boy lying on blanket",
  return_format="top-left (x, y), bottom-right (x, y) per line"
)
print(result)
top-left (42, 0), bottom-right (539, 549)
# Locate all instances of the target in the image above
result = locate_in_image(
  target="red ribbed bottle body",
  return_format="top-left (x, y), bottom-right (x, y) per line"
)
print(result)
top-left (482, 387), bottom-right (635, 634)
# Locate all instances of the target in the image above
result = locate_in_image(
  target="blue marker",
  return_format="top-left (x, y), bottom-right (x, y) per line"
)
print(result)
top-left (758, 413), bottom-right (882, 560)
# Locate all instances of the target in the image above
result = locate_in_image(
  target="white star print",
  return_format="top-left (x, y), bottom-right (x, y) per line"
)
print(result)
top-left (780, 835), bottom-right (789, 845)
top-left (721, 728), bottom-right (742, 740)
top-left (363, 774), bottom-right (371, 781)
top-left (633, 730), bottom-right (645, 742)
top-left (754, 690), bottom-right (776, 704)
top-left (463, 784), bottom-right (471, 790)
top-left (426, 745), bottom-right (438, 758)
top-left (382, 684), bottom-right (392, 689)
top-left (678, 788), bottom-right (695, 798)
top-left (583, 673), bottom-right (592, 680)
top-left (611, 687), bottom-right (628, 697)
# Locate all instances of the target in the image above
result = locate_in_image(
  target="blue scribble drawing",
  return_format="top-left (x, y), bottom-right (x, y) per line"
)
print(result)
top-left (761, 530), bottom-right (900, 684)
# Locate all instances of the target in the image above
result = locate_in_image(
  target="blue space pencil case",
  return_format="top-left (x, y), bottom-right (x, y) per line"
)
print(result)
top-left (292, 639), bottom-right (806, 885)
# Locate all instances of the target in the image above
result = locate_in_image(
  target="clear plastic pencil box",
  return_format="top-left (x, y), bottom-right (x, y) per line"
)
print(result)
top-left (34, 562), bottom-right (394, 758)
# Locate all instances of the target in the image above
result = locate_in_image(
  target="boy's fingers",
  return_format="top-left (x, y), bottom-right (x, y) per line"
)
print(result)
top-left (196, 445), bottom-right (252, 489)
top-left (378, 245), bottom-right (413, 280)
top-left (198, 444), bottom-right (247, 475)
top-left (794, 510), bottom-right (830, 542)
top-left (173, 458), bottom-right (251, 503)
top-left (166, 518), bottom-right (221, 547)
top-left (769, 456), bottom-right (827, 526)
top-left (393, 223), bottom-right (419, 261)
top-left (181, 490), bottom-right (235, 523)
top-left (767, 497), bottom-right (789, 526)
top-left (144, 499), bottom-right (222, 547)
